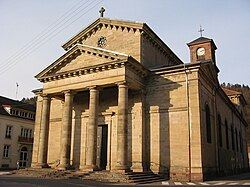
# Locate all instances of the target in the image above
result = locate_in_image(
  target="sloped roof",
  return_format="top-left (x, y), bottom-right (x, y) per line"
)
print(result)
top-left (222, 87), bottom-right (247, 106)
top-left (222, 87), bottom-right (242, 96)
top-left (0, 96), bottom-right (36, 116)
top-left (187, 36), bottom-right (217, 50)
top-left (188, 37), bottom-right (211, 44)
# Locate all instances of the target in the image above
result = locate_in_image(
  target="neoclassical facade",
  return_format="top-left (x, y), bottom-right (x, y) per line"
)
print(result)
top-left (31, 17), bottom-right (248, 181)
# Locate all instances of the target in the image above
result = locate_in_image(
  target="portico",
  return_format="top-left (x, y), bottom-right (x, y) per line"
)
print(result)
top-left (31, 44), bottom-right (148, 171)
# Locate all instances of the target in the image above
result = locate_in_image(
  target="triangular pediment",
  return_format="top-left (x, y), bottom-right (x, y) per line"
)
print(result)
top-left (35, 44), bottom-right (128, 81)
top-left (62, 18), bottom-right (145, 50)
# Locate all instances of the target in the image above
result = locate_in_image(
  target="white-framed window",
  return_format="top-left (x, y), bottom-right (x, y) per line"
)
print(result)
top-left (21, 128), bottom-right (33, 138)
top-left (3, 145), bottom-right (10, 158)
top-left (5, 126), bottom-right (12, 138)
top-left (29, 129), bottom-right (32, 138)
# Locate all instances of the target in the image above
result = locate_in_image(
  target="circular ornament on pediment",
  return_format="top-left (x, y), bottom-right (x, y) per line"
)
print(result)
top-left (97, 36), bottom-right (107, 48)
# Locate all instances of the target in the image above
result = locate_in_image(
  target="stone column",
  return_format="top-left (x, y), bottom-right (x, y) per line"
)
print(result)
top-left (58, 90), bottom-right (74, 170)
top-left (37, 95), bottom-right (51, 168)
top-left (116, 81), bottom-right (129, 171)
top-left (84, 86), bottom-right (99, 171)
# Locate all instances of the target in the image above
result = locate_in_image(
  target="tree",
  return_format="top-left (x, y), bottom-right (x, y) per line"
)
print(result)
top-left (21, 97), bottom-right (37, 106)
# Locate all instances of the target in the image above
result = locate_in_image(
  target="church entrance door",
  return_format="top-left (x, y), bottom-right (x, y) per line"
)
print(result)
top-left (97, 125), bottom-right (108, 170)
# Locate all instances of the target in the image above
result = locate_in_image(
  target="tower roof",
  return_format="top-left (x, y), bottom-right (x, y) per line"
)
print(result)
top-left (187, 36), bottom-right (217, 50)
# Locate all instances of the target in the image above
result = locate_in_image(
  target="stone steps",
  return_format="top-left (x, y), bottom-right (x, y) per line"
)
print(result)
top-left (126, 172), bottom-right (166, 184)
top-left (11, 169), bottom-right (166, 184)
top-left (80, 171), bottom-right (129, 183)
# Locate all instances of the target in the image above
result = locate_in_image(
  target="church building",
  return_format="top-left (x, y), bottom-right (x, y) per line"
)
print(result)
top-left (31, 15), bottom-right (248, 181)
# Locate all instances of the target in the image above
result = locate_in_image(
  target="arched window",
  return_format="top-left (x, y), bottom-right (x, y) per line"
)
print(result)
top-left (217, 114), bottom-right (222, 147)
top-left (231, 125), bottom-right (235, 150)
top-left (205, 104), bottom-right (212, 143)
top-left (235, 129), bottom-right (239, 152)
top-left (21, 147), bottom-right (28, 151)
top-left (239, 132), bottom-right (243, 153)
top-left (225, 119), bottom-right (229, 149)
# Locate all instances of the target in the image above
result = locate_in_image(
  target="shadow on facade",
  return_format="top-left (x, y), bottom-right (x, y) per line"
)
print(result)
top-left (72, 91), bottom-right (89, 169)
top-left (144, 74), bottom-right (181, 178)
top-left (67, 77), bottom-right (181, 175)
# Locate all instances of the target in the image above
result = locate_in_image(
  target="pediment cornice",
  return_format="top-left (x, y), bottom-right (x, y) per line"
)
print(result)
top-left (35, 44), bottom-right (148, 83)
top-left (37, 58), bottom-right (148, 83)
top-left (62, 18), bottom-right (144, 50)
top-left (36, 44), bottom-right (129, 81)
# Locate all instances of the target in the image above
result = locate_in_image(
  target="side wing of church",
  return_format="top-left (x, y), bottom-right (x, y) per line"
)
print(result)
top-left (31, 17), bottom-right (248, 181)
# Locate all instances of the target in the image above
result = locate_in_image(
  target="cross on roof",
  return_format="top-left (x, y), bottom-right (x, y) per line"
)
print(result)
top-left (99, 7), bottom-right (105, 17)
top-left (198, 25), bottom-right (204, 37)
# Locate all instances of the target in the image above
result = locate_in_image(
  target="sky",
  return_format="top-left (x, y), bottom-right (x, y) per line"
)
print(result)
top-left (0, 0), bottom-right (249, 100)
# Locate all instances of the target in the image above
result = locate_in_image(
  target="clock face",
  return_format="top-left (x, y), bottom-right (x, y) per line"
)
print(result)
top-left (197, 47), bottom-right (205, 56)
top-left (97, 36), bottom-right (107, 48)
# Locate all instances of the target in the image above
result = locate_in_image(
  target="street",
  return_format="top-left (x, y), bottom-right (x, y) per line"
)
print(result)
top-left (1, 176), bottom-right (133, 187)
top-left (1, 172), bottom-right (250, 186)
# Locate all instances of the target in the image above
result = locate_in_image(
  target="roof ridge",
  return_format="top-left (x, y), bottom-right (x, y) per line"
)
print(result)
top-left (187, 36), bottom-right (212, 45)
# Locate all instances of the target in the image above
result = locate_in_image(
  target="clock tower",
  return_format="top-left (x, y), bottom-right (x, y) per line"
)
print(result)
top-left (187, 37), bottom-right (217, 64)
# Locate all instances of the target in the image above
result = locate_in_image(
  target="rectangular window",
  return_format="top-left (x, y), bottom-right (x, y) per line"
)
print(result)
top-left (29, 129), bottom-right (32, 138)
top-left (21, 128), bottom-right (24, 137)
top-left (21, 128), bottom-right (32, 138)
top-left (3, 145), bottom-right (10, 158)
top-left (1, 164), bottom-right (9, 168)
top-left (5, 126), bottom-right (12, 138)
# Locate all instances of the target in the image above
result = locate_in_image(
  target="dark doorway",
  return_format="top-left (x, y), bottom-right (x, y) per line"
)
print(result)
top-left (97, 125), bottom-right (108, 170)
top-left (20, 147), bottom-right (28, 168)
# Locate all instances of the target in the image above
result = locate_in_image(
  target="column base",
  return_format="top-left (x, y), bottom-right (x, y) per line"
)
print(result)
top-left (57, 164), bottom-right (70, 171)
top-left (31, 163), bottom-right (50, 169)
top-left (131, 163), bottom-right (144, 172)
top-left (80, 165), bottom-right (99, 172)
top-left (113, 165), bottom-right (131, 173)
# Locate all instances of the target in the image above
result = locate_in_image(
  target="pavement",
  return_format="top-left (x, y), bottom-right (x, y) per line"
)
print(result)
top-left (161, 172), bottom-right (250, 186)
top-left (2, 170), bottom-right (250, 186)
top-left (0, 171), bottom-right (12, 176)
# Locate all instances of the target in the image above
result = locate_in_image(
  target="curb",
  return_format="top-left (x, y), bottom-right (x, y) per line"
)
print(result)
top-left (0, 172), bottom-right (12, 176)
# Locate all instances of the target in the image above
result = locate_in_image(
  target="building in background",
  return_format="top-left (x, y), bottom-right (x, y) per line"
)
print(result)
top-left (31, 17), bottom-right (248, 181)
top-left (222, 87), bottom-right (249, 163)
top-left (0, 96), bottom-right (36, 169)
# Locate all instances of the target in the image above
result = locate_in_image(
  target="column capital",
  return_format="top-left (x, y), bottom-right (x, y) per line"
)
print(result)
top-left (41, 94), bottom-right (51, 100)
top-left (63, 90), bottom-right (75, 96)
top-left (32, 88), bottom-right (43, 96)
top-left (88, 85), bottom-right (102, 91)
top-left (116, 81), bottom-right (128, 87)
